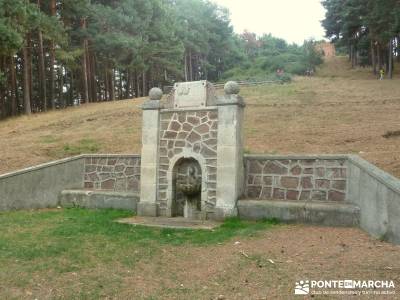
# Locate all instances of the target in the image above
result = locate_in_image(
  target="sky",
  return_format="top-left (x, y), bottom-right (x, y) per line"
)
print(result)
top-left (211, 0), bottom-right (327, 45)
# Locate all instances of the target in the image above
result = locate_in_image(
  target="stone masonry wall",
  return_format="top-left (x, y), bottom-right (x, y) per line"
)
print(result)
top-left (244, 156), bottom-right (347, 201)
top-left (83, 155), bottom-right (141, 192)
top-left (158, 109), bottom-right (218, 214)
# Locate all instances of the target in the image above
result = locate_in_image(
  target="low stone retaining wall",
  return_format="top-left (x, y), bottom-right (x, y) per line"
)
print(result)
top-left (244, 155), bottom-right (348, 202)
top-left (241, 154), bottom-right (400, 244)
top-left (0, 154), bottom-right (141, 211)
top-left (1, 153), bottom-right (400, 244)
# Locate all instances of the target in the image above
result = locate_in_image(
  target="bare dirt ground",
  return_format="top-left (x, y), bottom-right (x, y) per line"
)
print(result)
top-left (1, 57), bottom-right (400, 178)
top-left (117, 226), bottom-right (400, 299)
top-left (3, 223), bottom-right (399, 299)
top-left (145, 226), bottom-right (400, 299)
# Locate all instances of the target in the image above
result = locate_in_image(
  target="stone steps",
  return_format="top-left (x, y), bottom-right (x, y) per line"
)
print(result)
top-left (59, 189), bottom-right (139, 211)
top-left (237, 200), bottom-right (360, 227)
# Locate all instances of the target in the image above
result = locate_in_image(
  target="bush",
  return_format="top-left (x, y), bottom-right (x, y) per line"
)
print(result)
top-left (222, 38), bottom-right (323, 80)
top-left (285, 61), bottom-right (308, 75)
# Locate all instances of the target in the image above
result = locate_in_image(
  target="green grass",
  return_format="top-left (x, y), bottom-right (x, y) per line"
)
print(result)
top-left (0, 208), bottom-right (278, 298)
top-left (0, 209), bottom-right (278, 271)
top-left (62, 138), bottom-right (100, 155)
top-left (39, 135), bottom-right (60, 144)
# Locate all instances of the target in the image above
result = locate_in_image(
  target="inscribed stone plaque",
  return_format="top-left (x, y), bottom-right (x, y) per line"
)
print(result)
top-left (174, 81), bottom-right (207, 108)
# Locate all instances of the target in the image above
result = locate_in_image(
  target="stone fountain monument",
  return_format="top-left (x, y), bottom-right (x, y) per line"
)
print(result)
top-left (137, 81), bottom-right (245, 220)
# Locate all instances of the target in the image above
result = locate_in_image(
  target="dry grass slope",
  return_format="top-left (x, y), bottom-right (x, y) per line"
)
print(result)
top-left (1, 56), bottom-right (400, 178)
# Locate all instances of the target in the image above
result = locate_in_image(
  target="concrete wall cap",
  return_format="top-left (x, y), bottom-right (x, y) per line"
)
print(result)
top-left (216, 95), bottom-right (245, 107)
top-left (348, 154), bottom-right (400, 194)
top-left (0, 155), bottom-right (85, 179)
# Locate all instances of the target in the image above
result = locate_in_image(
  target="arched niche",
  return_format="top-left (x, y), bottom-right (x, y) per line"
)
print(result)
top-left (166, 151), bottom-right (208, 219)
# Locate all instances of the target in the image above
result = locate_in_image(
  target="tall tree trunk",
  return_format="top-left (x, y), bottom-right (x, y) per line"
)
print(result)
top-left (118, 70), bottom-right (122, 99)
top-left (104, 68), bottom-right (109, 101)
top-left (109, 68), bottom-right (115, 100)
top-left (371, 40), bottom-right (376, 75)
top-left (0, 56), bottom-right (5, 118)
top-left (149, 69), bottom-right (153, 90)
top-left (126, 69), bottom-right (131, 99)
top-left (37, 0), bottom-right (47, 112)
top-left (354, 47), bottom-right (358, 67)
top-left (81, 49), bottom-right (89, 103)
top-left (81, 18), bottom-right (89, 104)
top-left (142, 70), bottom-right (146, 97)
top-left (23, 45), bottom-right (32, 115)
top-left (377, 44), bottom-right (382, 72)
top-left (350, 44), bottom-right (356, 68)
top-left (129, 71), bottom-right (134, 98)
top-left (27, 36), bottom-right (33, 112)
top-left (397, 36), bottom-right (400, 63)
top-left (85, 41), bottom-right (93, 102)
top-left (50, 0), bottom-right (56, 109)
top-left (59, 65), bottom-right (64, 108)
top-left (131, 71), bottom-right (135, 97)
top-left (388, 38), bottom-right (393, 79)
top-left (184, 52), bottom-right (188, 81)
top-left (89, 50), bottom-right (97, 102)
top-left (96, 69), bottom-right (101, 101)
top-left (189, 49), bottom-right (193, 81)
top-left (38, 30), bottom-right (47, 111)
top-left (69, 70), bottom-right (74, 106)
top-left (10, 56), bottom-right (17, 116)
top-left (348, 44), bottom-right (351, 61)
top-left (49, 43), bottom-right (56, 109)
top-left (136, 71), bottom-right (141, 98)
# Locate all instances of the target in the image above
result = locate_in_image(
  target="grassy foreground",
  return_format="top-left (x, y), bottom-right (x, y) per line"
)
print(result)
top-left (0, 209), bottom-right (276, 299)
top-left (1, 209), bottom-right (399, 299)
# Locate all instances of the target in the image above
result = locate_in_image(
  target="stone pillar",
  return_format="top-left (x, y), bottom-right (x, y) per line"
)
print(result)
top-left (137, 88), bottom-right (163, 217)
top-left (215, 81), bottom-right (245, 219)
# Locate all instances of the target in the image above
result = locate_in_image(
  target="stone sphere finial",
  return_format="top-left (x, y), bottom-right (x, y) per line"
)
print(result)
top-left (149, 87), bottom-right (163, 100)
top-left (224, 81), bottom-right (240, 95)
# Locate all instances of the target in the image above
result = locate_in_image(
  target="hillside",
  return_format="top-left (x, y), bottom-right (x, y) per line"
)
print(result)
top-left (1, 56), bottom-right (400, 177)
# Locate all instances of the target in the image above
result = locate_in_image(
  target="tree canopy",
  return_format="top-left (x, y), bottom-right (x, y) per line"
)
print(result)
top-left (322, 0), bottom-right (400, 77)
top-left (0, 0), bottom-right (324, 119)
